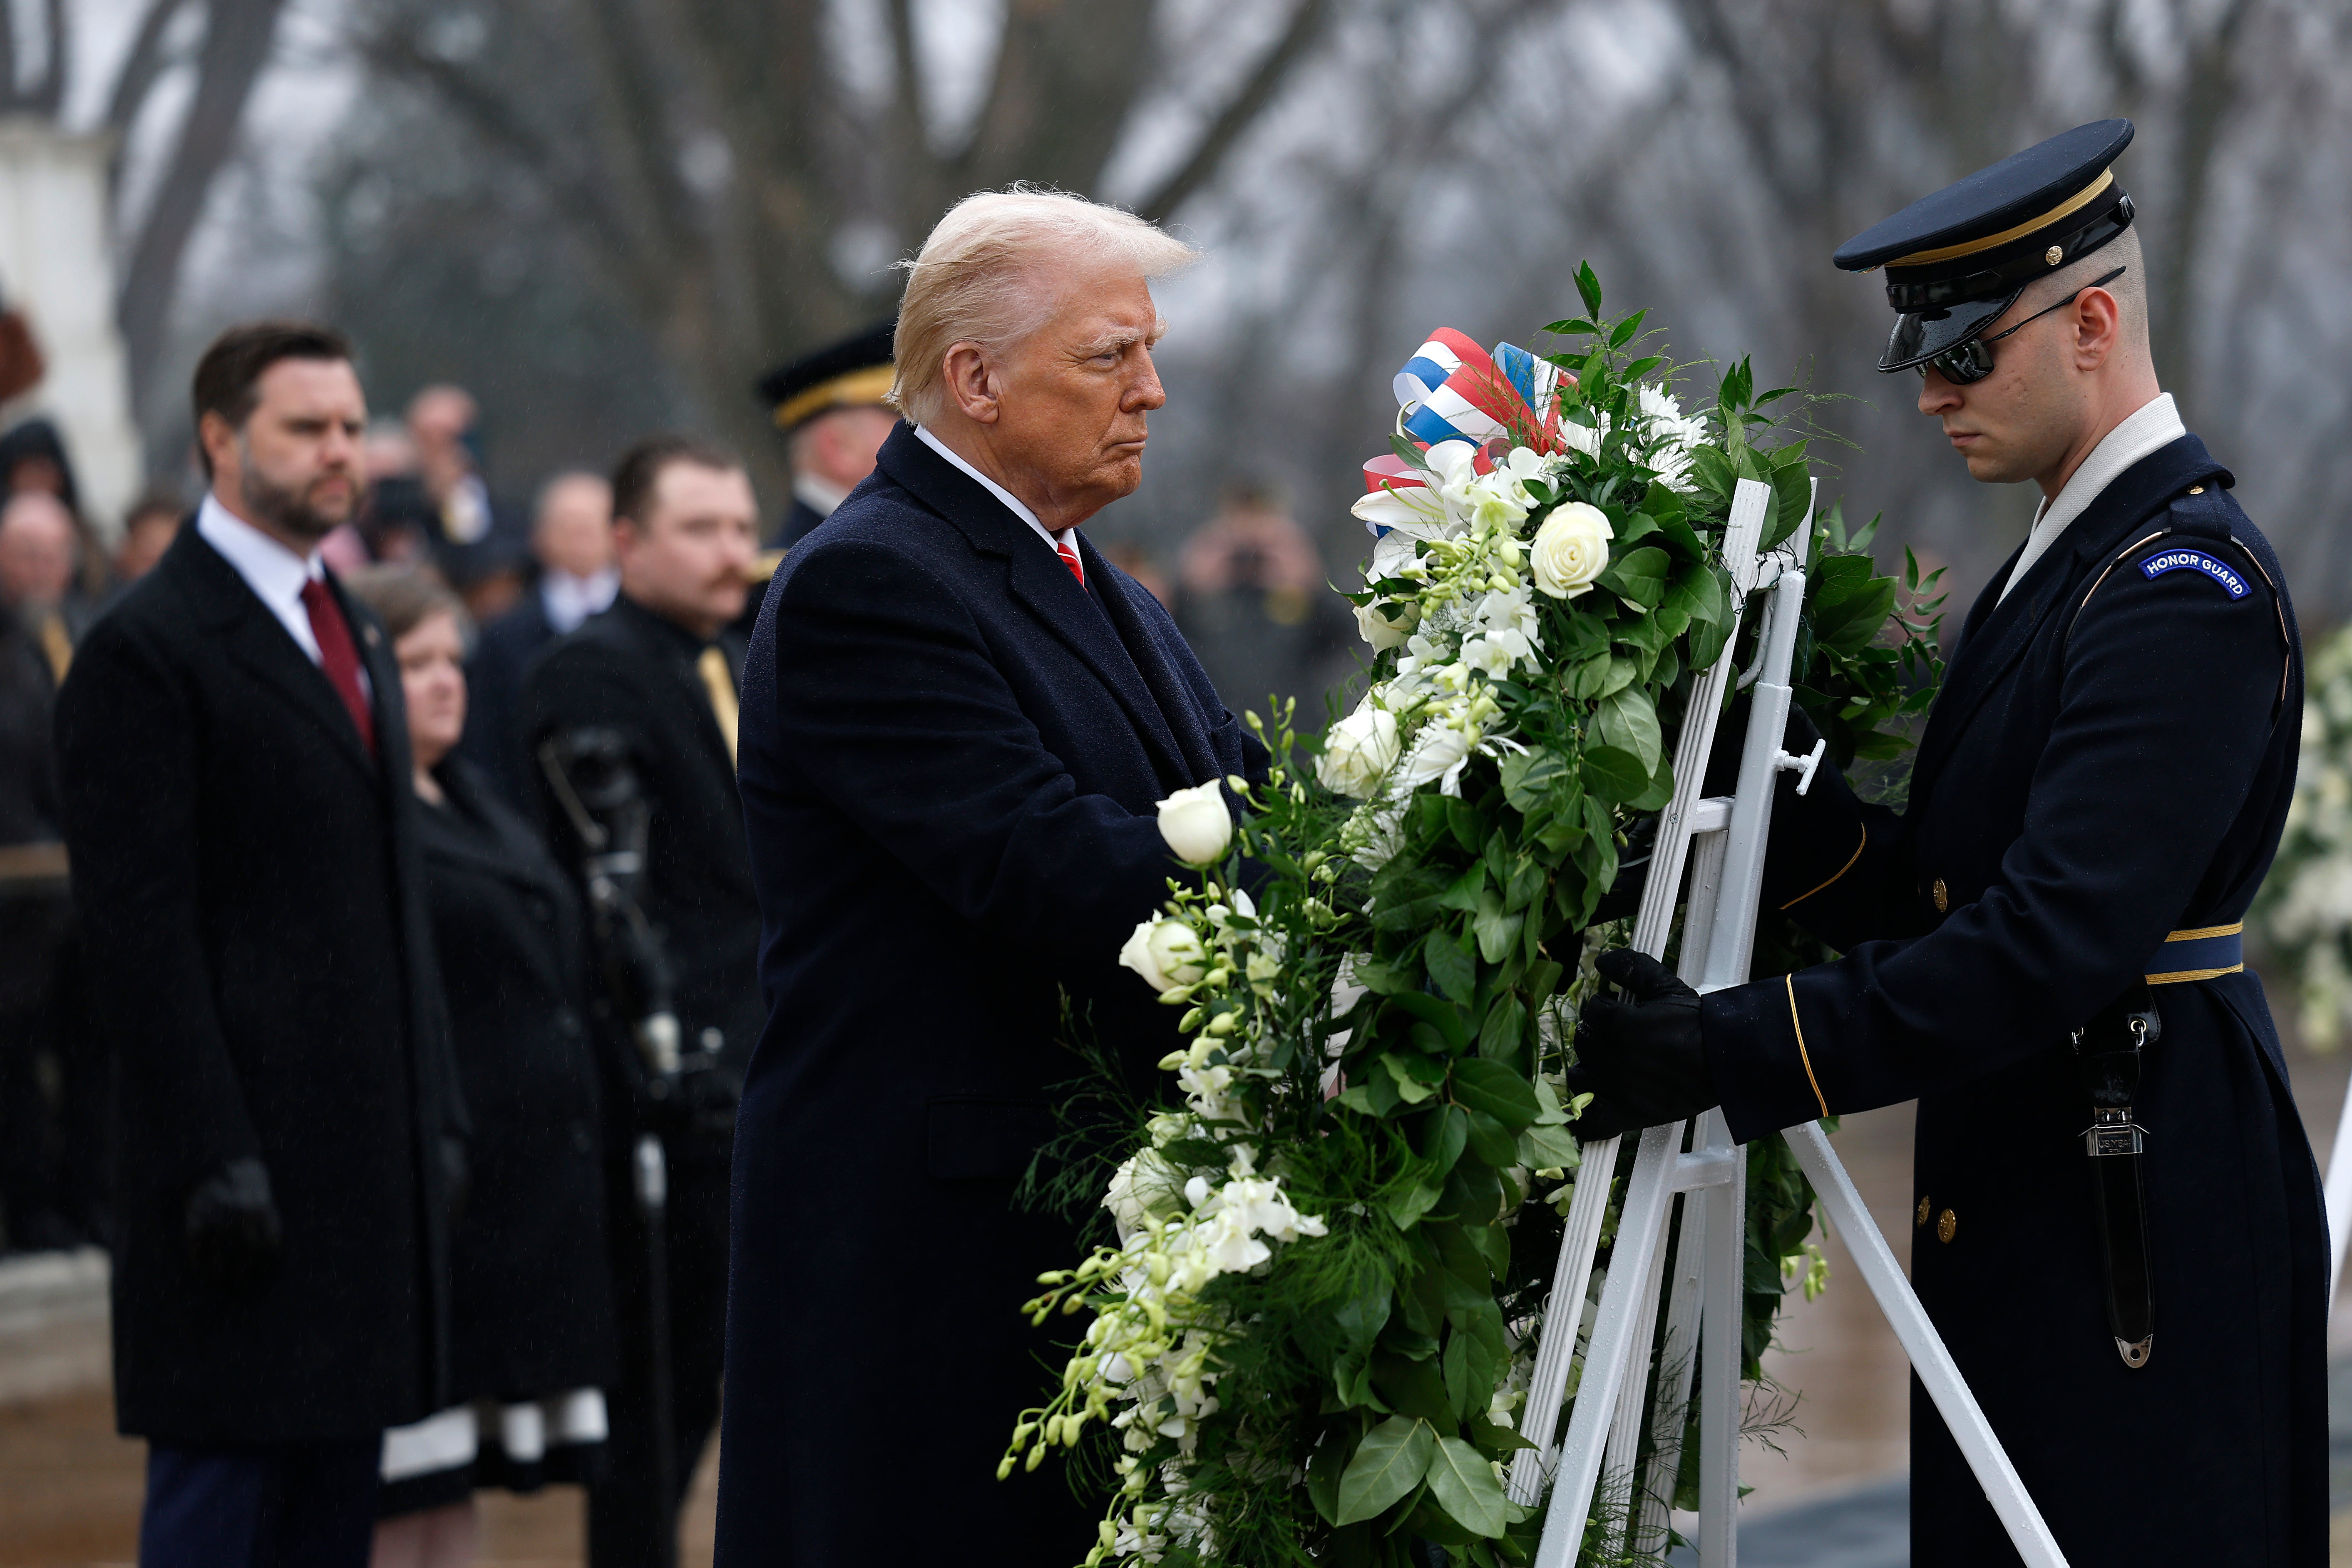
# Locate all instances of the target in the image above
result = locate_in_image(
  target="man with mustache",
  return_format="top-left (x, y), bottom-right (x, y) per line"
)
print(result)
top-left (717, 188), bottom-right (1267, 1566)
top-left (1571, 122), bottom-right (2323, 1564)
top-left (519, 432), bottom-right (762, 1563)
top-left (54, 322), bottom-right (467, 1567)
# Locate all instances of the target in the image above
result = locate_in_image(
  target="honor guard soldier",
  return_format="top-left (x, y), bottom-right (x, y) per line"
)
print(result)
top-left (1569, 120), bottom-right (2325, 1565)
top-left (737, 321), bottom-right (896, 616)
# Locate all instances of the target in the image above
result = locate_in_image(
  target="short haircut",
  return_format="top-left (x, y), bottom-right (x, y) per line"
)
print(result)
top-left (609, 434), bottom-right (743, 529)
top-left (343, 565), bottom-right (470, 645)
top-left (191, 322), bottom-right (354, 469)
top-left (2022, 226), bottom-right (2150, 363)
top-left (890, 184), bottom-right (1197, 428)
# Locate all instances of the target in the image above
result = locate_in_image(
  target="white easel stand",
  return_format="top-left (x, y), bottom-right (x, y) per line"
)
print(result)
top-left (1511, 478), bottom-right (2068, 1568)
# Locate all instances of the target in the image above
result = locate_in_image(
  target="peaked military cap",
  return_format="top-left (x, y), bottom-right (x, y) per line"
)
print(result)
top-left (1837, 119), bottom-right (2137, 373)
top-left (757, 319), bottom-right (897, 432)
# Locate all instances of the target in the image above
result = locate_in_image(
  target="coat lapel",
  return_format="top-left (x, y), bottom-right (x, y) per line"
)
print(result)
top-left (1911, 434), bottom-right (2231, 804)
top-left (1087, 543), bottom-right (1223, 784)
top-left (174, 527), bottom-right (380, 786)
top-left (877, 427), bottom-right (1195, 788)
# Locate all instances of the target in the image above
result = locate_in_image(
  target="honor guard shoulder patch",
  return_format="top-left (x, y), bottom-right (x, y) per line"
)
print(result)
top-left (2139, 547), bottom-right (2249, 600)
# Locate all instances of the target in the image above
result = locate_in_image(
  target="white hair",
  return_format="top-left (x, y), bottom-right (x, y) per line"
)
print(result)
top-left (889, 185), bottom-right (1198, 427)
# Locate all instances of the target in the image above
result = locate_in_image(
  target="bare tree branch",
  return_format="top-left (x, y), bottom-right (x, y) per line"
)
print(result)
top-left (115, 0), bottom-right (289, 420)
top-left (1136, 0), bottom-right (1331, 225)
top-left (105, 0), bottom-right (194, 137)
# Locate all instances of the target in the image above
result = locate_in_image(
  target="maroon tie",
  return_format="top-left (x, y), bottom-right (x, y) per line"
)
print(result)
top-left (299, 577), bottom-right (376, 757)
top-left (1056, 539), bottom-right (1086, 589)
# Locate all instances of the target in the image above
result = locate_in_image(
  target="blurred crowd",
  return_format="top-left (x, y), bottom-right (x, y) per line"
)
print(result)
top-left (0, 318), bottom-right (1356, 1566)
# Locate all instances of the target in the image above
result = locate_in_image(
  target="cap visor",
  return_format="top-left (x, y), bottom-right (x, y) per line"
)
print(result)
top-left (1878, 293), bottom-right (2017, 373)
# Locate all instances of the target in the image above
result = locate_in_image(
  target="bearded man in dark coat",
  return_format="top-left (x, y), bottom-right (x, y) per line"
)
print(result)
top-left (55, 322), bottom-right (466, 1568)
top-left (718, 189), bottom-right (1267, 1566)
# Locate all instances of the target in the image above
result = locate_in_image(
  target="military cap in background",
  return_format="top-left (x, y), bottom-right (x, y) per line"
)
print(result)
top-left (1837, 119), bottom-right (2136, 375)
top-left (757, 319), bottom-right (897, 434)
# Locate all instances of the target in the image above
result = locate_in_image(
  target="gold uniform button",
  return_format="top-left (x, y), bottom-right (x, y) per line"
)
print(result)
top-left (2044, 244), bottom-right (2064, 265)
top-left (1938, 1208), bottom-right (1958, 1245)
top-left (1931, 878), bottom-right (1948, 914)
top-left (2188, 485), bottom-right (2205, 495)
top-left (1915, 1196), bottom-right (1930, 1227)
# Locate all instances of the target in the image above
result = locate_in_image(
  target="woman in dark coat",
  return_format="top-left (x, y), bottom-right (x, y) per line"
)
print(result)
top-left (347, 569), bottom-right (619, 1567)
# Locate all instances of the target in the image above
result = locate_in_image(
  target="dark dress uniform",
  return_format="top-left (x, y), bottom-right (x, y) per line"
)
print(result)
top-left (1703, 435), bottom-right (2323, 1563)
top-left (521, 591), bottom-right (760, 1558)
top-left (716, 425), bottom-right (1268, 1568)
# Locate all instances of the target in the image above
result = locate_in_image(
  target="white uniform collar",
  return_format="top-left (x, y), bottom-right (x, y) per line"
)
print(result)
top-left (912, 424), bottom-right (1072, 554)
top-left (1998, 391), bottom-right (2185, 602)
top-left (791, 472), bottom-right (851, 519)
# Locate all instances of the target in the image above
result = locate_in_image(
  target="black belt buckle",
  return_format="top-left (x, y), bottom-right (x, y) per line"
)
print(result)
top-left (2072, 986), bottom-right (2159, 1369)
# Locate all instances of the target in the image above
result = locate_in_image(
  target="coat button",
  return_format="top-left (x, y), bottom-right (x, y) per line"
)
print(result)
top-left (1931, 878), bottom-right (1948, 914)
top-left (1938, 1208), bottom-right (1958, 1244)
top-left (1915, 1196), bottom-right (1930, 1227)
top-left (2188, 485), bottom-right (2204, 495)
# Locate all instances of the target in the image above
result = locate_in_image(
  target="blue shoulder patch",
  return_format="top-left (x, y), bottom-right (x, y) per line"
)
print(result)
top-left (2139, 547), bottom-right (2250, 601)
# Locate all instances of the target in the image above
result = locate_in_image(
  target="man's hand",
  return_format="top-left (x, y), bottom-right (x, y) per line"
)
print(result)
top-left (1563, 950), bottom-right (1716, 1140)
top-left (184, 1157), bottom-right (282, 1292)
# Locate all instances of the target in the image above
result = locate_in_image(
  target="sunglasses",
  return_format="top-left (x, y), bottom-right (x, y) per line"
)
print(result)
top-left (1915, 266), bottom-right (2128, 384)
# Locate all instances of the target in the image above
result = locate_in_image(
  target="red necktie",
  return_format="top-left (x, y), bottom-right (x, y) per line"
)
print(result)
top-left (299, 577), bottom-right (377, 757)
top-left (1056, 539), bottom-right (1086, 589)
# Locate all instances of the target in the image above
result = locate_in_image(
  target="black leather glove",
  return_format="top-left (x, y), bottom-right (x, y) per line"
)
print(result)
top-left (1562, 950), bottom-right (1716, 1139)
top-left (184, 1157), bottom-right (283, 1293)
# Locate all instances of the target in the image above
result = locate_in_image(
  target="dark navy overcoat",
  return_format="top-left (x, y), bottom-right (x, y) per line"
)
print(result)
top-left (1704, 434), bottom-right (2326, 1565)
top-left (717, 425), bottom-right (1267, 1566)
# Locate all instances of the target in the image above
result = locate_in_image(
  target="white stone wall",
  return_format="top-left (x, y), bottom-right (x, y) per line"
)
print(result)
top-left (0, 118), bottom-right (143, 542)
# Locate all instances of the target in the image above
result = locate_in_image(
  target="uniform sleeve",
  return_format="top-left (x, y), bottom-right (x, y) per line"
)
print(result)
top-left (53, 622), bottom-right (261, 1190)
top-left (763, 537), bottom-right (1194, 957)
top-left (1750, 752), bottom-right (1919, 952)
top-left (1701, 540), bottom-right (2289, 1141)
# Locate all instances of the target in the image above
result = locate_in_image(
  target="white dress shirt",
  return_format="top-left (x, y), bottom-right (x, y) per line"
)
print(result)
top-left (1998, 391), bottom-right (2186, 602)
top-left (196, 493), bottom-right (373, 699)
top-left (197, 493), bottom-right (333, 664)
top-left (912, 425), bottom-right (1075, 555)
top-left (540, 567), bottom-right (619, 635)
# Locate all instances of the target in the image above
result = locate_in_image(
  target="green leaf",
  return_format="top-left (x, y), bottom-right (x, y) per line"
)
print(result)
top-left (1371, 1354), bottom-right (1457, 1431)
top-left (1478, 994), bottom-right (1528, 1061)
top-left (1387, 990), bottom-right (1472, 1050)
top-left (1542, 317), bottom-right (1599, 338)
top-left (1307, 1427), bottom-right (1351, 1522)
top-left (1450, 1057), bottom-right (1540, 1129)
top-left (1443, 1328), bottom-right (1500, 1420)
top-left (1597, 546), bottom-right (1670, 609)
top-left (1382, 1177), bottom-right (1443, 1230)
top-left (1335, 1416), bottom-right (1438, 1526)
top-left (1381, 1054), bottom-right (1438, 1104)
top-left (1574, 261), bottom-right (1603, 320)
top-left (1518, 1120), bottom-right (1582, 1168)
top-left (1689, 444), bottom-right (1735, 497)
top-left (1426, 928), bottom-right (1478, 1006)
top-left (1627, 753), bottom-right (1676, 812)
top-left (1594, 686), bottom-right (1662, 773)
top-left (1763, 463), bottom-right (1813, 549)
top-left (1471, 890), bottom-right (1523, 965)
top-left (1461, 1106), bottom-right (1519, 1166)
top-left (1389, 432), bottom-right (1433, 472)
top-left (1497, 747), bottom-right (1568, 813)
top-left (1424, 1434), bottom-right (1510, 1537)
top-left (1580, 744), bottom-right (1649, 803)
top-left (1607, 308), bottom-right (1647, 348)
top-left (1423, 1103), bottom-right (1471, 1176)
top-left (1335, 1284), bottom-right (1394, 1350)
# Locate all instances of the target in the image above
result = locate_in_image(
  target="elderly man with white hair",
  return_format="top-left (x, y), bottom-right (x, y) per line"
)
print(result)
top-left (717, 189), bottom-right (1268, 1562)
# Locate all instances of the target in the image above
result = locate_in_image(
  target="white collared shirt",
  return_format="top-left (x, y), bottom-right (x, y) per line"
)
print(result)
top-left (912, 424), bottom-right (1075, 556)
top-left (1998, 391), bottom-right (2186, 601)
top-left (540, 566), bottom-right (619, 635)
top-left (791, 472), bottom-right (851, 520)
top-left (196, 493), bottom-right (332, 664)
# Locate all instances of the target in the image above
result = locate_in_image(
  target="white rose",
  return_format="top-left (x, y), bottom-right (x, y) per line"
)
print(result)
top-left (1531, 502), bottom-right (1615, 599)
top-left (1316, 702), bottom-right (1402, 799)
top-left (1355, 598), bottom-right (1417, 651)
top-left (1118, 916), bottom-right (1207, 994)
top-left (1155, 780), bottom-right (1232, 865)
